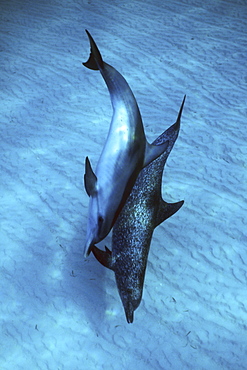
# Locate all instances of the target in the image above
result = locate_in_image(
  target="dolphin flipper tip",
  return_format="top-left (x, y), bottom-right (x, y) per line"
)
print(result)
top-left (155, 199), bottom-right (184, 227)
top-left (92, 245), bottom-right (113, 270)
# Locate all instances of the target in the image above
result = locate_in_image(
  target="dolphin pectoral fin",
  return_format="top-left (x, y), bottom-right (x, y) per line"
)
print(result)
top-left (155, 200), bottom-right (184, 227)
top-left (84, 156), bottom-right (97, 196)
top-left (143, 139), bottom-right (169, 168)
top-left (83, 30), bottom-right (104, 71)
top-left (92, 245), bottom-right (114, 270)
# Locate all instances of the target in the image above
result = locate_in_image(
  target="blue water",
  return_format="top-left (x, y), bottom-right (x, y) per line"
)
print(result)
top-left (1, 0), bottom-right (247, 369)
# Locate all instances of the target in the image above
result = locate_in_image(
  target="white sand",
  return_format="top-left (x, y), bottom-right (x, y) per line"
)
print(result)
top-left (1, 0), bottom-right (246, 369)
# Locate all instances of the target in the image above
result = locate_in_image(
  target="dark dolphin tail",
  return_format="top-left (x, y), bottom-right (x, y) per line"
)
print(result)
top-left (83, 30), bottom-right (104, 70)
top-left (174, 94), bottom-right (186, 131)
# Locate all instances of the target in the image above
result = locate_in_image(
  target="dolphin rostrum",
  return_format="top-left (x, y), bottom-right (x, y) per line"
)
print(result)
top-left (83, 30), bottom-right (169, 257)
top-left (92, 95), bottom-right (186, 323)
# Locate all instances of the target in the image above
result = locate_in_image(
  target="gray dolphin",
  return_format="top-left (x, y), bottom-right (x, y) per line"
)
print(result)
top-left (83, 30), bottom-right (169, 257)
top-left (92, 96), bottom-right (185, 323)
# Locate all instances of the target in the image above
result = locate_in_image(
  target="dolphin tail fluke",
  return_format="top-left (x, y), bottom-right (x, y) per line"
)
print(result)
top-left (155, 200), bottom-right (184, 227)
top-left (92, 245), bottom-right (114, 270)
top-left (83, 30), bottom-right (104, 71)
top-left (143, 139), bottom-right (169, 168)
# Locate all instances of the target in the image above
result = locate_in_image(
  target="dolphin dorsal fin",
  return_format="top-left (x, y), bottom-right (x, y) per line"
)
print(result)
top-left (84, 156), bottom-right (97, 196)
top-left (143, 139), bottom-right (169, 168)
top-left (92, 245), bottom-right (114, 270)
top-left (155, 200), bottom-right (184, 228)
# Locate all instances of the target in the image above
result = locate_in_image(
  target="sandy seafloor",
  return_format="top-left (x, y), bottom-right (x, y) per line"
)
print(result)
top-left (1, 0), bottom-right (247, 369)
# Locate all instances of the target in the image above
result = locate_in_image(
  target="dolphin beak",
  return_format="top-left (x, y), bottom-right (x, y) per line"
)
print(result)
top-left (84, 229), bottom-right (95, 257)
top-left (126, 310), bottom-right (134, 324)
top-left (124, 302), bottom-right (134, 323)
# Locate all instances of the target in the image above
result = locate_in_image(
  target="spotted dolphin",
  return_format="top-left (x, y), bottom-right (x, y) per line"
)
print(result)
top-left (92, 96), bottom-right (185, 323)
top-left (83, 30), bottom-right (169, 257)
